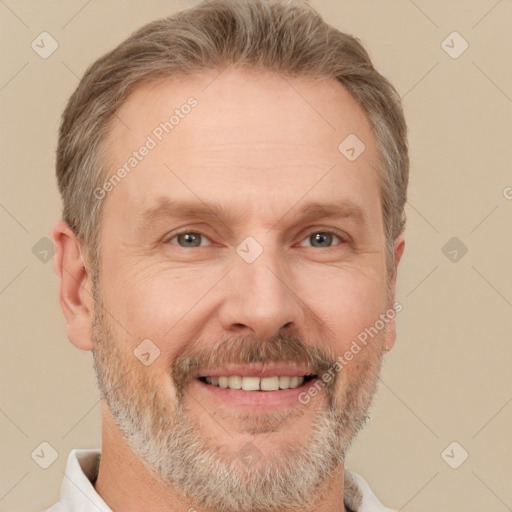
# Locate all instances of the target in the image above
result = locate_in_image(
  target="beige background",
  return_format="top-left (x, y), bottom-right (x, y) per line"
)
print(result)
top-left (1, 0), bottom-right (511, 511)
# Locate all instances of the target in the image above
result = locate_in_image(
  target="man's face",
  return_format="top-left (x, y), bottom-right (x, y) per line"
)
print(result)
top-left (91, 67), bottom-right (398, 511)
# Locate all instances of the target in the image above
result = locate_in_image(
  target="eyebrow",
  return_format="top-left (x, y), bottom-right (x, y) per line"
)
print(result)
top-left (136, 197), bottom-right (368, 234)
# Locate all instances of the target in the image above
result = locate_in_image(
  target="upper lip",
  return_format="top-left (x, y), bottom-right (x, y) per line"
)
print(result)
top-left (195, 363), bottom-right (316, 379)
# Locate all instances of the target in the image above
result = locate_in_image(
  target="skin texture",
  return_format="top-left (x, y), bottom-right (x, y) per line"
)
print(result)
top-left (53, 67), bottom-right (405, 512)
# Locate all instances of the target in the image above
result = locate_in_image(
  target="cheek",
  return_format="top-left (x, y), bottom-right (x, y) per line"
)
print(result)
top-left (300, 266), bottom-right (388, 349)
top-left (102, 265), bottom-right (217, 366)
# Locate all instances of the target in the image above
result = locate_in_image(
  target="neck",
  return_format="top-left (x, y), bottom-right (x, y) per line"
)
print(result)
top-left (94, 403), bottom-right (349, 512)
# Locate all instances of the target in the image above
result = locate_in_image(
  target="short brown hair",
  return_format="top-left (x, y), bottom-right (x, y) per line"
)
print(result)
top-left (56, 0), bottom-right (408, 278)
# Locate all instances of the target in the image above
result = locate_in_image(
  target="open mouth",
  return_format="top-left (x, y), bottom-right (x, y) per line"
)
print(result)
top-left (197, 374), bottom-right (316, 391)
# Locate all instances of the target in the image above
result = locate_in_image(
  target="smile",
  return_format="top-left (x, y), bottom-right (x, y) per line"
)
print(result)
top-left (199, 375), bottom-right (316, 391)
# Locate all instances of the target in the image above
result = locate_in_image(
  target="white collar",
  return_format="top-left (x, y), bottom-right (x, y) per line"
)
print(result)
top-left (45, 448), bottom-right (396, 512)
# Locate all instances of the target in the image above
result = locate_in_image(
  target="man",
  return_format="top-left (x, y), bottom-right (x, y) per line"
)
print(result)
top-left (48, 0), bottom-right (408, 510)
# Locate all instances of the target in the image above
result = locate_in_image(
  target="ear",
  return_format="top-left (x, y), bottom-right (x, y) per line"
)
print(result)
top-left (382, 232), bottom-right (405, 353)
top-left (52, 220), bottom-right (94, 351)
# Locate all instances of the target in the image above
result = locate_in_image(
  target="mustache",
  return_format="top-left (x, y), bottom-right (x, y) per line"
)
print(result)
top-left (171, 331), bottom-right (338, 395)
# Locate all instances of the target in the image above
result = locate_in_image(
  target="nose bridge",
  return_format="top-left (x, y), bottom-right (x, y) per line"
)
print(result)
top-left (219, 234), bottom-right (303, 337)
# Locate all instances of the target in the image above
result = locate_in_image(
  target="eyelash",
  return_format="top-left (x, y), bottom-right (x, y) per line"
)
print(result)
top-left (164, 229), bottom-right (347, 249)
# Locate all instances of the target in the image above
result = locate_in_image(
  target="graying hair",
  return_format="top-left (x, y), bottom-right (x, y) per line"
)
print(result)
top-left (56, 0), bottom-right (408, 278)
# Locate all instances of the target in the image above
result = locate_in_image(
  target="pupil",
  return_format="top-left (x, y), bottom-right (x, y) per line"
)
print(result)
top-left (313, 232), bottom-right (330, 247)
top-left (181, 233), bottom-right (200, 247)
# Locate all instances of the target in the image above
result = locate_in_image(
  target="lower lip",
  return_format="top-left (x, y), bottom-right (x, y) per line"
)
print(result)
top-left (190, 378), bottom-right (318, 409)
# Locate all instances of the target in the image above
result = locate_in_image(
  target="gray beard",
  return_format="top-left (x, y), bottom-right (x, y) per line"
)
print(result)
top-left (91, 282), bottom-right (382, 512)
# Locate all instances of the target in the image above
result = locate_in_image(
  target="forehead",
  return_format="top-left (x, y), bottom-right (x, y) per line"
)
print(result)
top-left (102, 67), bottom-right (381, 228)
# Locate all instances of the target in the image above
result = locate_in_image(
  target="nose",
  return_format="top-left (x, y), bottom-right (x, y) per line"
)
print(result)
top-left (217, 242), bottom-right (304, 340)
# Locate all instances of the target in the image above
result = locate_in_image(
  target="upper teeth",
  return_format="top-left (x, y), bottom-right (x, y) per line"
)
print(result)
top-left (204, 376), bottom-right (305, 391)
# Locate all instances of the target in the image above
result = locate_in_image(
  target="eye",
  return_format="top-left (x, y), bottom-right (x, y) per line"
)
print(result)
top-left (298, 231), bottom-right (344, 248)
top-left (165, 230), bottom-right (345, 249)
top-left (166, 231), bottom-right (212, 248)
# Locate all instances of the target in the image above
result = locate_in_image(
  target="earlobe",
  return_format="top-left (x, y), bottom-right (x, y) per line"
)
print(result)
top-left (52, 220), bottom-right (94, 351)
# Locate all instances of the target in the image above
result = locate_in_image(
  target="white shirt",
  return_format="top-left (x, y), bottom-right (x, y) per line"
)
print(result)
top-left (43, 449), bottom-right (397, 512)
